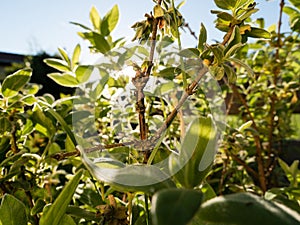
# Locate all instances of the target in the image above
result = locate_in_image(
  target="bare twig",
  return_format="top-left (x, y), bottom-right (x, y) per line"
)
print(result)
top-left (229, 83), bottom-right (267, 193)
top-left (183, 22), bottom-right (197, 40)
top-left (267, 0), bottom-right (285, 172)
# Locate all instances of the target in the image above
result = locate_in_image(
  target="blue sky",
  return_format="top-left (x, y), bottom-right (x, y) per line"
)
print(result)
top-left (0, 0), bottom-right (290, 62)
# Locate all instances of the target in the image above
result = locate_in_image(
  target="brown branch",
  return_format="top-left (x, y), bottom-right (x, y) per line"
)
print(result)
top-left (267, 0), bottom-right (285, 170)
top-left (81, 65), bottom-right (208, 154)
top-left (150, 66), bottom-right (208, 144)
top-left (132, 0), bottom-right (163, 163)
top-left (229, 83), bottom-right (267, 193)
top-left (229, 152), bottom-right (258, 180)
top-left (183, 22), bottom-right (197, 40)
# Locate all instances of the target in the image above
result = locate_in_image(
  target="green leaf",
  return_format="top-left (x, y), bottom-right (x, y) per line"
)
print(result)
top-left (0, 117), bottom-right (12, 134)
top-left (151, 189), bottom-right (203, 225)
top-left (0, 194), bottom-right (27, 225)
top-left (2, 68), bottom-right (32, 97)
top-left (289, 0), bottom-right (300, 10)
top-left (238, 120), bottom-right (253, 132)
top-left (58, 215), bottom-right (76, 225)
top-left (210, 45), bottom-right (224, 64)
top-left (90, 6), bottom-right (101, 31)
top-left (71, 44), bottom-right (81, 69)
top-left (48, 72), bottom-right (79, 87)
top-left (92, 32), bottom-right (111, 54)
top-left (44, 58), bottom-right (71, 72)
top-left (101, 5), bottom-right (119, 36)
top-left (156, 67), bottom-right (181, 79)
top-left (237, 8), bottom-right (259, 21)
top-left (210, 65), bottom-right (225, 80)
top-left (198, 23), bottom-right (207, 52)
top-left (154, 5), bottom-right (164, 18)
top-left (197, 192), bottom-right (300, 225)
top-left (46, 108), bottom-right (77, 146)
top-left (217, 12), bottom-right (234, 21)
top-left (225, 43), bottom-right (244, 58)
top-left (31, 199), bottom-right (46, 215)
top-left (169, 116), bottom-right (218, 188)
top-left (75, 65), bottom-right (93, 83)
top-left (214, 0), bottom-right (236, 10)
top-left (201, 182), bottom-right (217, 202)
top-left (21, 94), bottom-right (36, 106)
top-left (66, 206), bottom-right (99, 221)
top-left (278, 158), bottom-right (299, 186)
top-left (70, 22), bottom-right (92, 31)
top-left (58, 48), bottom-right (70, 66)
top-left (40, 169), bottom-right (83, 225)
top-left (79, 147), bottom-right (176, 193)
top-left (283, 6), bottom-right (299, 17)
top-left (235, 0), bottom-right (253, 9)
top-left (228, 57), bottom-right (254, 77)
top-left (225, 26), bottom-right (242, 56)
top-left (245, 27), bottom-right (271, 39)
top-left (178, 48), bottom-right (200, 58)
top-left (32, 109), bottom-right (56, 136)
top-left (223, 64), bottom-right (236, 83)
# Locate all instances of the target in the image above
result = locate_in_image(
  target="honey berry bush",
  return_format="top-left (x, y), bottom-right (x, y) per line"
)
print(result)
top-left (0, 0), bottom-right (300, 225)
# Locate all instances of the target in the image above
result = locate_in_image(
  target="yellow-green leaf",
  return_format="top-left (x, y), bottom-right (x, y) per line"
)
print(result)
top-left (90, 6), bottom-right (101, 31)
top-left (58, 47), bottom-right (70, 65)
top-left (101, 5), bottom-right (119, 36)
top-left (75, 65), bottom-right (93, 83)
top-left (2, 68), bottom-right (32, 98)
top-left (44, 58), bottom-right (71, 72)
top-left (245, 27), bottom-right (271, 39)
top-left (198, 23), bottom-right (207, 52)
top-left (154, 5), bottom-right (164, 18)
top-left (71, 44), bottom-right (81, 69)
top-left (48, 72), bottom-right (79, 87)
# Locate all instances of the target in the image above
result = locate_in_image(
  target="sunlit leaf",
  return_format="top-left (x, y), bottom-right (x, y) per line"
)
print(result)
top-left (48, 72), bottom-right (79, 87)
top-left (58, 47), bottom-right (70, 65)
top-left (217, 12), bottom-right (234, 21)
top-left (72, 44), bottom-right (81, 69)
top-left (214, 0), bottom-right (236, 10)
top-left (228, 57), bottom-right (254, 77)
top-left (44, 58), bottom-right (71, 72)
top-left (90, 6), bottom-right (101, 31)
top-left (75, 65), bottom-right (93, 83)
top-left (93, 33), bottom-right (111, 54)
top-left (289, 0), bottom-right (300, 10)
top-left (238, 121), bottom-right (253, 132)
top-left (2, 68), bottom-right (32, 98)
top-left (198, 23), bottom-right (207, 52)
top-left (21, 94), bottom-right (36, 106)
top-left (70, 22), bottom-right (92, 31)
top-left (154, 5), bottom-right (164, 18)
top-left (101, 5), bottom-right (119, 36)
top-left (245, 27), bottom-right (271, 39)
